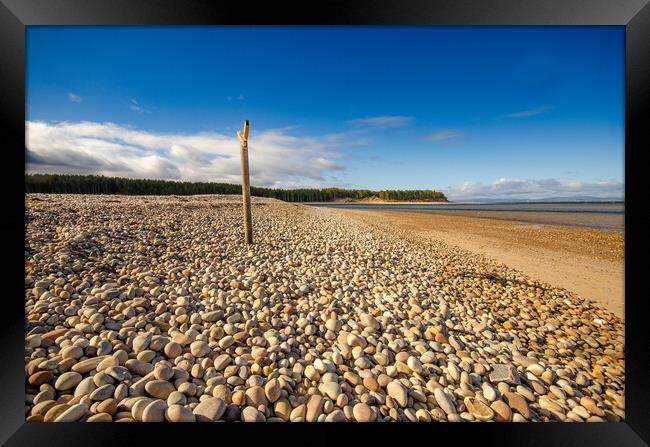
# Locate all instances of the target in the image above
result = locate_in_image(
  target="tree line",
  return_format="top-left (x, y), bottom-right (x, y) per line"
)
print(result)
top-left (25, 174), bottom-right (447, 202)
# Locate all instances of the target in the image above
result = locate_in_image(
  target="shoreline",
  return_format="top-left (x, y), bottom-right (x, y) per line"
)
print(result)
top-left (301, 200), bottom-right (624, 206)
top-left (395, 209), bottom-right (624, 232)
top-left (301, 200), bottom-right (475, 205)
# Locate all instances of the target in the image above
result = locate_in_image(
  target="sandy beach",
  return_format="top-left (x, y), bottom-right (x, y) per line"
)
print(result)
top-left (333, 209), bottom-right (624, 318)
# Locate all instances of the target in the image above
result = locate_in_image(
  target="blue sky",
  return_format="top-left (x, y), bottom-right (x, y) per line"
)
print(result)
top-left (26, 26), bottom-right (624, 200)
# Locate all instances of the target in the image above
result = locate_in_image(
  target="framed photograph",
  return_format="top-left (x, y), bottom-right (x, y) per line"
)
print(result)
top-left (2, 0), bottom-right (648, 445)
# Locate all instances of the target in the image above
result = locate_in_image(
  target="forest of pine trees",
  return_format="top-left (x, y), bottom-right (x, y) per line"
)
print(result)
top-left (25, 174), bottom-right (448, 203)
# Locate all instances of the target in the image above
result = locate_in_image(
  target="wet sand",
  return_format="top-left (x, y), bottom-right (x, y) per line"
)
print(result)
top-left (333, 209), bottom-right (624, 318)
top-left (402, 209), bottom-right (624, 232)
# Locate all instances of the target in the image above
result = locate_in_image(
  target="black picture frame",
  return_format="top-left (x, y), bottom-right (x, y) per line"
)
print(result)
top-left (2, 0), bottom-right (648, 445)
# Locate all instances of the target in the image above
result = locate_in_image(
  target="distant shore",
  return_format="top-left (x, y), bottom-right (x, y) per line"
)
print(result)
top-left (300, 200), bottom-right (475, 205)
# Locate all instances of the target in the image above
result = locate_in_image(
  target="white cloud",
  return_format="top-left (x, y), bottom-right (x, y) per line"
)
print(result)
top-left (424, 129), bottom-right (463, 142)
top-left (68, 93), bottom-right (82, 103)
top-left (347, 115), bottom-right (413, 128)
top-left (25, 120), bottom-right (354, 188)
top-left (445, 177), bottom-right (623, 200)
top-left (129, 99), bottom-right (151, 114)
top-left (502, 106), bottom-right (552, 118)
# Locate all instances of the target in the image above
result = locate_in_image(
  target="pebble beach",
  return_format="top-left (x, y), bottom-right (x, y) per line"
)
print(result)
top-left (24, 194), bottom-right (625, 423)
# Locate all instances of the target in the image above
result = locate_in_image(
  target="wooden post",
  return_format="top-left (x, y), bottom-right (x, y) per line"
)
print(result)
top-left (237, 119), bottom-right (253, 244)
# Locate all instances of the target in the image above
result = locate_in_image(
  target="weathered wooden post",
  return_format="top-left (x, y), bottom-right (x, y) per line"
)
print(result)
top-left (237, 119), bottom-right (253, 244)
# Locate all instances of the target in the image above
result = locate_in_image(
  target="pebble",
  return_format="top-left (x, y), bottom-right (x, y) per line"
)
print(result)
top-left (321, 382), bottom-right (342, 400)
top-left (193, 397), bottom-right (226, 422)
top-left (126, 359), bottom-right (153, 376)
top-left (87, 413), bottom-right (112, 422)
top-left (490, 400), bottom-right (512, 422)
top-left (503, 392), bottom-right (530, 419)
top-left (352, 403), bottom-right (375, 422)
top-left (387, 381), bottom-right (408, 407)
top-left (245, 386), bottom-right (268, 407)
top-left (44, 404), bottom-right (70, 422)
top-left (164, 404), bottom-right (195, 422)
top-left (54, 403), bottom-right (88, 422)
top-left (142, 400), bottom-right (167, 422)
top-left (363, 376), bottom-right (379, 392)
top-left (434, 388), bottom-right (457, 416)
top-left (223, 404), bottom-right (242, 422)
top-left (482, 382), bottom-right (498, 402)
top-left (145, 381), bottom-right (175, 400)
top-left (54, 372), bottom-right (82, 391)
top-left (526, 363), bottom-right (545, 376)
top-left (263, 379), bottom-right (281, 403)
top-left (326, 409), bottom-right (346, 422)
top-left (71, 356), bottom-right (107, 374)
top-left (96, 399), bottom-right (118, 415)
top-left (28, 371), bottom-right (53, 387)
top-left (464, 397), bottom-right (494, 421)
top-left (132, 333), bottom-right (152, 354)
top-left (415, 408), bottom-right (431, 422)
top-left (290, 404), bottom-right (306, 422)
top-left (213, 354), bottom-right (231, 371)
top-left (242, 406), bottom-right (265, 422)
top-left (89, 384), bottom-right (115, 401)
top-left (190, 341), bottom-right (210, 358)
top-left (306, 395), bottom-right (324, 422)
top-left (131, 398), bottom-right (154, 421)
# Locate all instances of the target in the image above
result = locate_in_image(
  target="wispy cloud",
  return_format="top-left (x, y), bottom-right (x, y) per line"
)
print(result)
top-left (445, 177), bottom-right (623, 200)
top-left (227, 94), bottom-right (246, 102)
top-left (68, 93), bottom-right (82, 103)
top-left (347, 115), bottom-right (413, 128)
top-left (25, 120), bottom-right (360, 188)
top-left (129, 98), bottom-right (151, 114)
top-left (424, 129), bottom-right (463, 142)
top-left (502, 106), bottom-right (552, 118)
